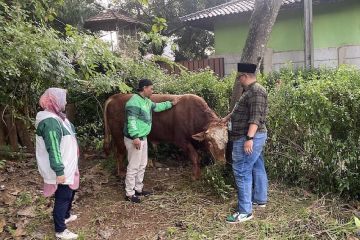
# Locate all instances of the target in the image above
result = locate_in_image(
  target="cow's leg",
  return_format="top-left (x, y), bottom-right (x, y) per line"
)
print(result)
top-left (153, 143), bottom-right (158, 161)
top-left (115, 139), bottom-right (127, 177)
top-left (147, 143), bottom-right (158, 168)
top-left (185, 143), bottom-right (201, 180)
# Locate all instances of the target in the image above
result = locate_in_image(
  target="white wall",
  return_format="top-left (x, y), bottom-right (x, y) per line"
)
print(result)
top-left (212, 45), bottom-right (360, 75)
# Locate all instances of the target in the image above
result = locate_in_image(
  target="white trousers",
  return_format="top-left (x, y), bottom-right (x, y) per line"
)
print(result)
top-left (124, 137), bottom-right (148, 197)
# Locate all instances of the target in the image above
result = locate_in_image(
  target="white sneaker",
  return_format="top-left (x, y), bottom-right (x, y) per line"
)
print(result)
top-left (65, 214), bottom-right (78, 224)
top-left (226, 212), bottom-right (253, 224)
top-left (55, 229), bottom-right (78, 239)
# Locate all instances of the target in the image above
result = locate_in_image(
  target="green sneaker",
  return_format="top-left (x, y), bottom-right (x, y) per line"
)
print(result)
top-left (226, 212), bottom-right (253, 224)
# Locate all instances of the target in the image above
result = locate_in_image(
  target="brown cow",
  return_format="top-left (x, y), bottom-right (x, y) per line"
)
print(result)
top-left (103, 93), bottom-right (228, 180)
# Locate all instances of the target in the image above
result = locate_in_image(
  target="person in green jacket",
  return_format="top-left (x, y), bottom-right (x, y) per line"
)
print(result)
top-left (124, 79), bottom-right (179, 203)
top-left (36, 88), bottom-right (79, 239)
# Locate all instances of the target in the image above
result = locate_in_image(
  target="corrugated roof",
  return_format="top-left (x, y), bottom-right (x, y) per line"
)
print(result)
top-left (84, 10), bottom-right (144, 31)
top-left (180, 0), bottom-right (302, 23)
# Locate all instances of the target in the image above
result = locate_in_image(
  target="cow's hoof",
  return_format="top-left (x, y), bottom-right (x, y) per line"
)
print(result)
top-left (191, 175), bottom-right (200, 181)
top-left (147, 158), bottom-right (154, 168)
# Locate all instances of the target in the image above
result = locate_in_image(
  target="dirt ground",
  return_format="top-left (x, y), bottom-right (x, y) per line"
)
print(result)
top-left (0, 155), bottom-right (359, 240)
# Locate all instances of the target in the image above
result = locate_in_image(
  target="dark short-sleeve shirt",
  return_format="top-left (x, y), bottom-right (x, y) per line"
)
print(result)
top-left (229, 82), bottom-right (268, 141)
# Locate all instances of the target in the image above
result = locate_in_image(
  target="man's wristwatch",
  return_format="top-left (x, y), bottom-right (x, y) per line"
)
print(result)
top-left (245, 135), bottom-right (254, 141)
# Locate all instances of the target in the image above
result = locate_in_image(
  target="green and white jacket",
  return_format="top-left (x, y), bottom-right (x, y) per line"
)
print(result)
top-left (35, 111), bottom-right (78, 185)
top-left (124, 94), bottom-right (172, 139)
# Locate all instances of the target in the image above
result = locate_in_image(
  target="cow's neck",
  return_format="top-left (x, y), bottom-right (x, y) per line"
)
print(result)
top-left (202, 107), bottom-right (220, 129)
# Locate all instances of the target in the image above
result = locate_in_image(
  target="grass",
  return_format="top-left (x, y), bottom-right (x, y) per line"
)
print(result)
top-left (15, 192), bottom-right (32, 207)
top-left (25, 195), bottom-right (53, 235)
top-left (139, 171), bottom-right (358, 240)
top-left (1, 157), bottom-right (358, 240)
top-left (0, 159), bottom-right (6, 169)
top-left (101, 154), bottom-right (118, 175)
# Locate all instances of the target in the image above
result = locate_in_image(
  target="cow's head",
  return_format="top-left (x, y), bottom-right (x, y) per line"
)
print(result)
top-left (192, 122), bottom-right (228, 162)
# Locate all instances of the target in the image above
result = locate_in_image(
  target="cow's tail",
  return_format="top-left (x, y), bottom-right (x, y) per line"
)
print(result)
top-left (103, 97), bottom-right (113, 156)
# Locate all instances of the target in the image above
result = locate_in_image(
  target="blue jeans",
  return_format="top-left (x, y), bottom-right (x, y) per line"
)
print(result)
top-left (232, 132), bottom-right (268, 214)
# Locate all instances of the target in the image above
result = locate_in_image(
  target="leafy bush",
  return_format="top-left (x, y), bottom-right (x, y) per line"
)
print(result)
top-left (0, 0), bottom-right (130, 150)
top-left (263, 66), bottom-right (360, 198)
top-left (158, 70), bottom-right (235, 116)
top-left (113, 57), bottom-right (235, 117)
top-left (0, 1), bottom-right (129, 111)
top-left (202, 164), bottom-right (234, 200)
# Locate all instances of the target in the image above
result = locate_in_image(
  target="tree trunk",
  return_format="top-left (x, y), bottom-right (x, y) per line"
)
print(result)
top-left (0, 118), bottom-right (6, 147)
top-left (16, 119), bottom-right (34, 152)
top-left (66, 103), bottom-right (76, 123)
top-left (4, 114), bottom-right (18, 151)
top-left (230, 0), bottom-right (283, 109)
top-left (0, 106), bottom-right (6, 147)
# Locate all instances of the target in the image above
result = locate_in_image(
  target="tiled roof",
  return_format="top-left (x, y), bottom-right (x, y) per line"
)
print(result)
top-left (180, 0), bottom-right (302, 23)
top-left (84, 10), bottom-right (144, 31)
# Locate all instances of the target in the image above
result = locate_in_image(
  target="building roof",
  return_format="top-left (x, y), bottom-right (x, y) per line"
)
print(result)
top-left (180, 0), bottom-right (342, 30)
top-left (84, 10), bottom-right (144, 31)
top-left (180, 0), bottom-right (301, 23)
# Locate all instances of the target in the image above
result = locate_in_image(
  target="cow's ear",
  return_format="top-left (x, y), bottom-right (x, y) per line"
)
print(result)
top-left (192, 132), bottom-right (205, 141)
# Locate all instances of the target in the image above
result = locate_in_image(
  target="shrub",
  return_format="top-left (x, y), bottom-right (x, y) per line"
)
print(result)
top-left (158, 70), bottom-right (235, 116)
top-left (263, 65), bottom-right (360, 198)
top-left (202, 164), bottom-right (234, 200)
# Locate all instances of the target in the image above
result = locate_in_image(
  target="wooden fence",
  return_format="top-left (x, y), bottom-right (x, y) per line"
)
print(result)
top-left (159, 58), bottom-right (225, 78)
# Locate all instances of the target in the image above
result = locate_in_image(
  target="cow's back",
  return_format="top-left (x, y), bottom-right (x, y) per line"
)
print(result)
top-left (105, 93), bottom-right (216, 149)
top-left (149, 94), bottom-right (215, 145)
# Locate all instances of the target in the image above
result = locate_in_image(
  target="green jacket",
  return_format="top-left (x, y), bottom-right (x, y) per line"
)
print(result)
top-left (35, 111), bottom-right (79, 184)
top-left (124, 94), bottom-right (172, 139)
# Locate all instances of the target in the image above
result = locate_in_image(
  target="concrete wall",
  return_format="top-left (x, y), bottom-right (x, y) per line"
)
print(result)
top-left (271, 45), bottom-right (360, 71)
top-left (214, 7), bottom-right (304, 54)
top-left (214, 0), bottom-right (360, 55)
top-left (211, 45), bottom-right (360, 75)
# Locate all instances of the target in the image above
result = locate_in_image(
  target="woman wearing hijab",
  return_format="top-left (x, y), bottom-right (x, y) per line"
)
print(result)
top-left (35, 88), bottom-right (79, 239)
